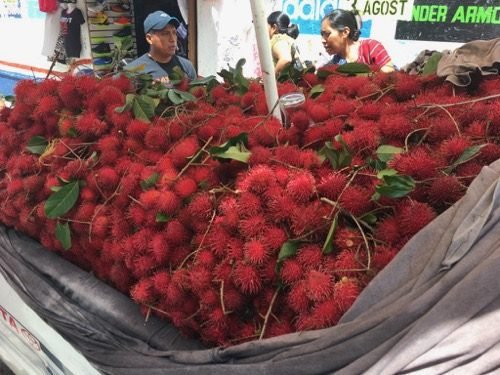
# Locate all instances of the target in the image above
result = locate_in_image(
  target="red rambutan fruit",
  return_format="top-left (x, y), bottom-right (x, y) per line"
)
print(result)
top-left (388, 147), bottom-right (442, 180)
top-left (393, 73), bottom-right (423, 100)
top-left (238, 214), bottom-right (267, 239)
top-left (334, 249), bottom-right (365, 277)
top-left (338, 185), bottom-right (373, 216)
top-left (285, 171), bottom-right (316, 203)
top-left (357, 102), bottom-right (382, 120)
top-left (248, 145), bottom-right (273, 166)
top-left (280, 258), bottom-right (303, 285)
top-left (199, 288), bottom-right (219, 308)
top-left (334, 277), bottom-right (360, 312)
top-left (477, 143), bottom-right (500, 165)
top-left (151, 270), bottom-right (171, 293)
top-left (304, 270), bottom-right (333, 302)
top-left (290, 201), bottom-right (329, 236)
top-left (169, 136), bottom-right (199, 169)
top-left (261, 226), bottom-right (288, 252)
top-left (244, 239), bottom-right (269, 265)
top-left (236, 192), bottom-right (262, 218)
top-left (437, 136), bottom-right (472, 163)
top-left (189, 267), bottom-right (213, 293)
top-left (144, 124), bottom-right (170, 150)
top-left (371, 245), bottom-right (398, 271)
top-left (95, 166), bottom-right (120, 192)
top-left (289, 110), bottom-right (311, 131)
top-left (75, 112), bottom-right (109, 138)
top-left (427, 175), bottom-right (464, 206)
top-left (308, 298), bottom-right (342, 329)
top-left (130, 278), bottom-right (154, 304)
top-left (92, 214), bottom-right (109, 238)
top-left (378, 113), bottom-right (413, 141)
top-left (297, 244), bottom-right (323, 270)
top-left (286, 281), bottom-right (310, 313)
top-left (396, 200), bottom-right (437, 238)
top-left (150, 233), bottom-right (170, 263)
top-left (174, 176), bottom-right (198, 199)
top-left (165, 219), bottom-right (191, 246)
top-left (374, 216), bottom-right (401, 246)
top-left (317, 172), bottom-right (348, 201)
top-left (428, 116), bottom-right (461, 143)
top-left (232, 263), bottom-right (262, 295)
top-left (157, 190), bottom-right (181, 215)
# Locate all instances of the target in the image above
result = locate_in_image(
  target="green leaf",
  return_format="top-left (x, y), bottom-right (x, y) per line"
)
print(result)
top-left (26, 136), bottom-right (48, 155)
top-left (278, 241), bottom-right (300, 263)
top-left (376, 168), bottom-right (398, 179)
top-left (213, 145), bottom-right (251, 163)
top-left (322, 213), bottom-right (338, 254)
top-left (422, 52), bottom-right (443, 76)
top-left (374, 174), bottom-right (415, 199)
top-left (360, 213), bottom-right (378, 225)
top-left (170, 66), bottom-right (185, 81)
top-left (189, 75), bottom-right (217, 86)
top-left (217, 58), bottom-right (249, 95)
top-left (156, 213), bottom-right (170, 223)
top-left (140, 172), bottom-right (159, 191)
top-left (209, 133), bottom-right (251, 163)
top-left (336, 62), bottom-right (372, 74)
top-left (167, 89), bottom-right (184, 105)
top-left (309, 84), bottom-right (324, 99)
top-left (132, 94), bottom-right (157, 122)
top-left (444, 145), bottom-right (484, 174)
top-left (173, 89), bottom-right (196, 102)
top-left (115, 93), bottom-right (135, 113)
top-left (376, 145), bottom-right (404, 163)
top-left (318, 139), bottom-right (352, 170)
top-left (55, 221), bottom-right (72, 250)
top-left (316, 68), bottom-right (334, 80)
top-left (44, 180), bottom-right (80, 219)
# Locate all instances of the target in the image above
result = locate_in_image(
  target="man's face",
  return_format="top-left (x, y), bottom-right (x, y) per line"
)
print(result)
top-left (147, 23), bottom-right (178, 57)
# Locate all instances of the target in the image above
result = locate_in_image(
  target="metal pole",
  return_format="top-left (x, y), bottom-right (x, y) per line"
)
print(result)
top-left (249, 0), bottom-right (282, 122)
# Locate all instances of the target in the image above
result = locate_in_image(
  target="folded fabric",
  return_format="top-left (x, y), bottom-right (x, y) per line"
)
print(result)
top-left (436, 37), bottom-right (500, 86)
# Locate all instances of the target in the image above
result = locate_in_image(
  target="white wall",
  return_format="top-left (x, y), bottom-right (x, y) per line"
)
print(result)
top-left (0, 0), bottom-right (90, 75)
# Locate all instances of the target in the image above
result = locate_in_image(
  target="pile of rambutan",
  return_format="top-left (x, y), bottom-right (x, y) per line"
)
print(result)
top-left (0, 67), bottom-right (498, 347)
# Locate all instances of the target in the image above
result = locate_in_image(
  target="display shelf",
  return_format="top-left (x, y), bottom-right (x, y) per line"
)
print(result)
top-left (85, 1), bottom-right (136, 74)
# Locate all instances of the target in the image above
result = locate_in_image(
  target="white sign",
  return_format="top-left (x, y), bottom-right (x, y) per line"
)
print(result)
top-left (0, 272), bottom-right (101, 375)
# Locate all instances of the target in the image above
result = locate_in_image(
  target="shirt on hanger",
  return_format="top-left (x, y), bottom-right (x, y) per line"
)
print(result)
top-left (60, 7), bottom-right (85, 58)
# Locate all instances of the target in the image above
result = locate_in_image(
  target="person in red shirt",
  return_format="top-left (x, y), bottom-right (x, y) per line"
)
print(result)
top-left (320, 9), bottom-right (395, 73)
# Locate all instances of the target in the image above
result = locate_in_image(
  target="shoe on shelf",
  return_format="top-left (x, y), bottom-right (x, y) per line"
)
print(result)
top-left (92, 42), bottom-right (111, 54)
top-left (89, 12), bottom-right (109, 25)
top-left (93, 57), bottom-right (113, 66)
top-left (110, 4), bottom-right (128, 13)
top-left (114, 16), bottom-right (131, 25)
top-left (114, 26), bottom-right (132, 37)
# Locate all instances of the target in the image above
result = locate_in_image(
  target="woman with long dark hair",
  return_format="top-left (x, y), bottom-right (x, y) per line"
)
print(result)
top-left (267, 11), bottom-right (304, 75)
top-left (321, 9), bottom-right (394, 72)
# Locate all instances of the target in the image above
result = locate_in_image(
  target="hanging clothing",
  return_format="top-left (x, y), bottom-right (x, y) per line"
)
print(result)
top-left (60, 7), bottom-right (85, 58)
top-left (41, 6), bottom-right (62, 57)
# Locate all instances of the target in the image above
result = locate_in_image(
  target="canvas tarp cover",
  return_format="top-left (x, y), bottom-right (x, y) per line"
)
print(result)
top-left (0, 158), bottom-right (499, 375)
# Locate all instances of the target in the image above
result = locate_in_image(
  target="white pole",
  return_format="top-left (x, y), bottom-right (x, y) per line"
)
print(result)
top-left (249, 0), bottom-right (282, 122)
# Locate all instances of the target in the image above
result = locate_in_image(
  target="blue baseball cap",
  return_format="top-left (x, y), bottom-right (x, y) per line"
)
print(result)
top-left (144, 11), bottom-right (180, 34)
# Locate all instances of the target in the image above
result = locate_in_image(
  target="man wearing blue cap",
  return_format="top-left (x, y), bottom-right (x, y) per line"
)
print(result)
top-left (126, 10), bottom-right (197, 81)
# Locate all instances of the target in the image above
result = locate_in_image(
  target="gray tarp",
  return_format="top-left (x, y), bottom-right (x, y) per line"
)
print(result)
top-left (0, 158), bottom-right (499, 374)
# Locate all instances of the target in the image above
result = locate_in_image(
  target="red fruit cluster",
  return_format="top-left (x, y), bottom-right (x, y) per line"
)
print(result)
top-left (0, 70), bottom-right (498, 347)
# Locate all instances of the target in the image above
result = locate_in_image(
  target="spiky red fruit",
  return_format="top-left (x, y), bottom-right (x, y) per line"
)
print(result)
top-left (232, 263), bottom-right (262, 295)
